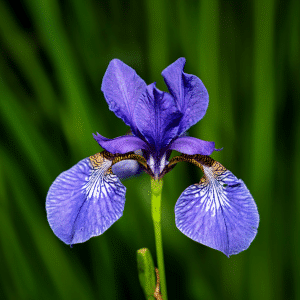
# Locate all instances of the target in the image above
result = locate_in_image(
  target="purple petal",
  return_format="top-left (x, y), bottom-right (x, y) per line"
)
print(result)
top-left (112, 159), bottom-right (143, 180)
top-left (46, 154), bottom-right (126, 245)
top-left (169, 136), bottom-right (215, 155)
top-left (175, 163), bottom-right (259, 256)
top-left (134, 83), bottom-right (182, 151)
top-left (161, 58), bottom-right (209, 135)
top-left (101, 59), bottom-right (147, 132)
top-left (93, 133), bottom-right (149, 154)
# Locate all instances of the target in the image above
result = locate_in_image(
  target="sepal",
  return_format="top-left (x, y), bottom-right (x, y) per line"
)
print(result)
top-left (175, 160), bottom-right (259, 256)
top-left (46, 153), bottom-right (126, 245)
top-left (112, 159), bottom-right (143, 180)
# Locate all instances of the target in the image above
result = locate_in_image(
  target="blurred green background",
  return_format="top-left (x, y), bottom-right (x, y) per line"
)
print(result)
top-left (0, 0), bottom-right (299, 299)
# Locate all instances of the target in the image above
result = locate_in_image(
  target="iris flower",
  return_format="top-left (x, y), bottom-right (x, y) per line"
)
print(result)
top-left (46, 58), bottom-right (259, 256)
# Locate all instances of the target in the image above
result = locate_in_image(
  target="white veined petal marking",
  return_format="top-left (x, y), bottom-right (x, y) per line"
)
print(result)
top-left (83, 155), bottom-right (112, 200)
top-left (201, 164), bottom-right (231, 216)
top-left (159, 152), bottom-right (168, 174)
top-left (175, 155), bottom-right (259, 256)
top-left (148, 155), bottom-right (155, 174)
top-left (46, 152), bottom-right (127, 245)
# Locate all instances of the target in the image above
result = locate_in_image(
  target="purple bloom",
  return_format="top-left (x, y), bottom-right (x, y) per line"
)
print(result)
top-left (46, 58), bottom-right (259, 256)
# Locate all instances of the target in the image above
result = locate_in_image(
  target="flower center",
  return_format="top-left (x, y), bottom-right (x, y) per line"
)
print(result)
top-left (147, 153), bottom-right (168, 179)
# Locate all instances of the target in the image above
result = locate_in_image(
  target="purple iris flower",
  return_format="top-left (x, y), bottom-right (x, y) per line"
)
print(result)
top-left (46, 58), bottom-right (259, 256)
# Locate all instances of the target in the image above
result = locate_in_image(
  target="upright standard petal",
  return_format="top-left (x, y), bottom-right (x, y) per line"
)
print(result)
top-left (101, 59), bottom-right (147, 132)
top-left (46, 152), bottom-right (126, 245)
top-left (174, 156), bottom-right (259, 256)
top-left (169, 136), bottom-right (215, 156)
top-left (161, 58), bottom-right (209, 135)
top-left (134, 83), bottom-right (182, 151)
top-left (93, 133), bottom-right (149, 154)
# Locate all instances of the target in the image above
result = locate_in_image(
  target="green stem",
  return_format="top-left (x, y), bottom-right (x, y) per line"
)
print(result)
top-left (151, 178), bottom-right (167, 300)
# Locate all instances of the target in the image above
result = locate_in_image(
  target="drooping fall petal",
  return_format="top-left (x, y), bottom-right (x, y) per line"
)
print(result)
top-left (175, 159), bottom-right (259, 256)
top-left (46, 153), bottom-right (126, 245)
